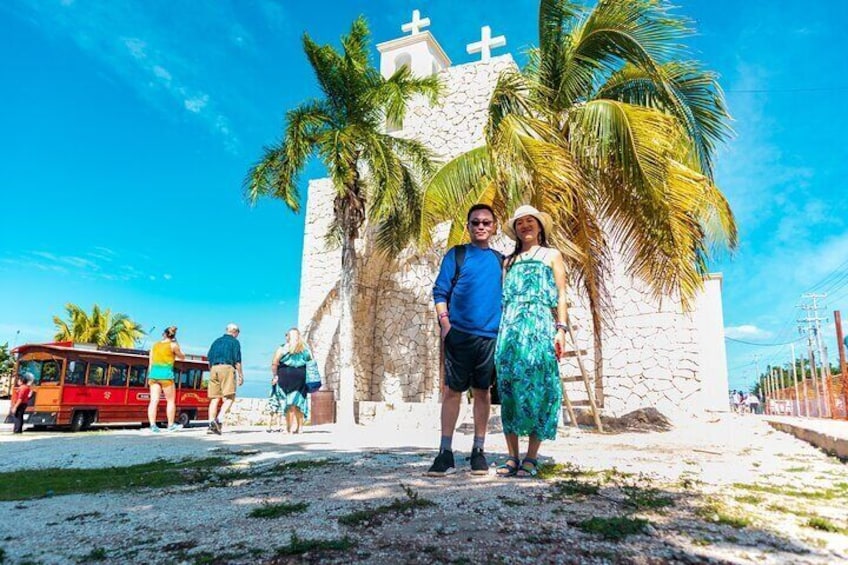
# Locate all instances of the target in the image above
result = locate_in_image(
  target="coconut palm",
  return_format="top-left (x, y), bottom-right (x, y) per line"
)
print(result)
top-left (245, 17), bottom-right (441, 424)
top-left (53, 303), bottom-right (145, 348)
top-left (421, 0), bottom-right (737, 394)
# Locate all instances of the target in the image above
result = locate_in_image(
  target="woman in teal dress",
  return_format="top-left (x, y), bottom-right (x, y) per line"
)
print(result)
top-left (495, 205), bottom-right (568, 478)
top-left (268, 328), bottom-right (312, 433)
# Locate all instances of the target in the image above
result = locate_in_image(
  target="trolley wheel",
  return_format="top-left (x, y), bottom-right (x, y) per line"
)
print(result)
top-left (177, 411), bottom-right (192, 427)
top-left (70, 411), bottom-right (86, 432)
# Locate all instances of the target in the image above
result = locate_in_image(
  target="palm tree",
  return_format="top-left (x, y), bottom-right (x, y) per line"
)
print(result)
top-left (421, 0), bottom-right (737, 397)
top-left (53, 303), bottom-right (145, 348)
top-left (245, 17), bottom-right (441, 424)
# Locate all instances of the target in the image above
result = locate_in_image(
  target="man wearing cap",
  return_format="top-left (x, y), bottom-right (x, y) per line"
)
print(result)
top-left (428, 203), bottom-right (503, 476)
top-left (206, 323), bottom-right (243, 435)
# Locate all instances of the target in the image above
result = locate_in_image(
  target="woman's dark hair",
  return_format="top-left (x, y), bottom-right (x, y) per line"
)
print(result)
top-left (163, 326), bottom-right (178, 340)
top-left (466, 203), bottom-right (496, 221)
top-left (506, 217), bottom-right (548, 270)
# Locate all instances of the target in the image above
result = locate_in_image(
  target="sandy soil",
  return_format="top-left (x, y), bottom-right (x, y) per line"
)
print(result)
top-left (0, 412), bottom-right (846, 564)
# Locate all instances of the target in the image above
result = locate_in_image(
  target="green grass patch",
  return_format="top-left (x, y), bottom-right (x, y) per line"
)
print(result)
top-left (248, 501), bottom-right (309, 519)
top-left (338, 484), bottom-right (435, 527)
top-left (733, 482), bottom-right (840, 500)
top-left (256, 458), bottom-right (342, 477)
top-left (0, 457), bottom-right (230, 501)
top-left (537, 462), bottom-right (598, 480)
top-left (275, 532), bottom-right (354, 556)
top-left (733, 494), bottom-right (765, 505)
top-left (805, 516), bottom-right (845, 534)
top-left (785, 466), bottom-right (811, 473)
top-left (697, 500), bottom-right (751, 529)
top-left (79, 547), bottom-right (107, 562)
top-left (573, 517), bottom-right (649, 540)
top-left (552, 479), bottom-right (600, 497)
top-left (622, 486), bottom-right (674, 510)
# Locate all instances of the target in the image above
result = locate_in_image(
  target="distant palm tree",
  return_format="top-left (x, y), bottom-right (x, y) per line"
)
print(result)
top-left (422, 0), bottom-right (737, 394)
top-left (245, 16), bottom-right (441, 424)
top-left (53, 303), bottom-right (145, 348)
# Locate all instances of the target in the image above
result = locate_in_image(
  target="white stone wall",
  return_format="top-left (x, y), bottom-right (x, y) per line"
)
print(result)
top-left (297, 53), bottom-right (729, 418)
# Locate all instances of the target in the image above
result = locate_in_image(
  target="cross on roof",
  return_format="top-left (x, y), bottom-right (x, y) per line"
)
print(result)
top-left (466, 25), bottom-right (506, 62)
top-left (401, 9), bottom-right (430, 35)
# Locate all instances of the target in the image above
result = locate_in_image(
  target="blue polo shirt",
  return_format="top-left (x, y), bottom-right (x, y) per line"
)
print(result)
top-left (433, 244), bottom-right (502, 338)
top-left (207, 334), bottom-right (242, 367)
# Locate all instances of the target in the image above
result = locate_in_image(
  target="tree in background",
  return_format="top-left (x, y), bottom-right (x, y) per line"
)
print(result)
top-left (0, 342), bottom-right (14, 397)
top-left (422, 0), bottom-right (736, 395)
top-left (244, 17), bottom-right (441, 424)
top-left (52, 303), bottom-right (145, 348)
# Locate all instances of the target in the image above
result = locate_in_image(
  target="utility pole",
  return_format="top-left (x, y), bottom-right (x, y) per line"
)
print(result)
top-left (799, 299), bottom-right (824, 417)
top-left (804, 293), bottom-right (833, 417)
top-left (790, 343), bottom-right (802, 417)
top-left (835, 310), bottom-right (847, 419)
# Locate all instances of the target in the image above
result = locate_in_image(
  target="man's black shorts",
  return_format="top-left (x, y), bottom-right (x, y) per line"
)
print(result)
top-left (444, 328), bottom-right (496, 392)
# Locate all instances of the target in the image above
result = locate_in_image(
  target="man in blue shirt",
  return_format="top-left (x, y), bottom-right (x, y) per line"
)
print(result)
top-left (206, 323), bottom-right (243, 435)
top-left (428, 204), bottom-right (503, 476)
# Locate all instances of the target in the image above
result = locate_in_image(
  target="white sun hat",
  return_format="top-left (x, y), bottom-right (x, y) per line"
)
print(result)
top-left (502, 204), bottom-right (554, 239)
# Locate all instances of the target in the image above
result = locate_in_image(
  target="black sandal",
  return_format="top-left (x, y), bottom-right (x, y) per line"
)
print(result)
top-left (496, 456), bottom-right (520, 477)
top-left (516, 457), bottom-right (539, 478)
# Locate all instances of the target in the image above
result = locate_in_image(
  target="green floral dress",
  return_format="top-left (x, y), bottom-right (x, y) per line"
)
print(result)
top-left (495, 259), bottom-right (562, 440)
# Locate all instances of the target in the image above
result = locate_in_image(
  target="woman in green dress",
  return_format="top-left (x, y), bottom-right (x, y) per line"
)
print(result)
top-left (268, 328), bottom-right (313, 433)
top-left (495, 205), bottom-right (568, 477)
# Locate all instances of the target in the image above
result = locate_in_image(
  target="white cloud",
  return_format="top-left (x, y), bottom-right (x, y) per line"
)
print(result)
top-left (184, 95), bottom-right (208, 113)
top-left (725, 324), bottom-right (773, 340)
top-left (163, 274), bottom-right (172, 280)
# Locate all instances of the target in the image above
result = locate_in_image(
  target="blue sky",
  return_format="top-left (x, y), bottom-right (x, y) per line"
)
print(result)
top-left (1, 0), bottom-right (846, 396)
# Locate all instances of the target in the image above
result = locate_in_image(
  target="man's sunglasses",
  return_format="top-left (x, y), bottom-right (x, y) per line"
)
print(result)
top-left (469, 219), bottom-right (494, 227)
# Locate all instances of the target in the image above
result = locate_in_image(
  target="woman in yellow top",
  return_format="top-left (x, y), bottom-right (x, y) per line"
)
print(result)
top-left (147, 326), bottom-right (185, 433)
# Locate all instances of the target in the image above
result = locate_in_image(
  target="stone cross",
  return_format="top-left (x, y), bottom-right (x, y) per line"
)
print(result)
top-left (466, 25), bottom-right (506, 62)
top-left (401, 9), bottom-right (430, 35)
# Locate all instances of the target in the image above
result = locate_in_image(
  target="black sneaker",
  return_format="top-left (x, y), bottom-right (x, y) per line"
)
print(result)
top-left (207, 420), bottom-right (222, 435)
top-left (469, 447), bottom-right (489, 475)
top-left (426, 449), bottom-right (456, 476)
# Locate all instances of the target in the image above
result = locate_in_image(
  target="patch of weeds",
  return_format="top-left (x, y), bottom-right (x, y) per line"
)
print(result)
top-left (162, 541), bottom-right (198, 553)
top-left (65, 511), bottom-right (102, 521)
top-left (734, 482), bottom-right (839, 501)
top-left (0, 457), bottom-right (229, 501)
top-left (274, 532), bottom-right (354, 556)
top-left (572, 516), bottom-right (649, 540)
top-left (677, 475), bottom-right (702, 490)
top-left (79, 547), bottom-right (107, 562)
top-left (622, 485), bottom-right (674, 510)
top-left (338, 484), bottom-right (434, 527)
top-left (249, 501), bottom-right (309, 519)
top-left (537, 462), bottom-right (597, 480)
top-left (691, 537), bottom-right (712, 546)
top-left (257, 458), bottom-right (342, 477)
top-left (733, 494), bottom-right (765, 505)
top-left (599, 467), bottom-right (635, 484)
top-left (805, 516), bottom-right (845, 534)
top-left (496, 495), bottom-right (524, 507)
top-left (766, 503), bottom-right (814, 518)
top-left (697, 499), bottom-right (751, 529)
top-left (551, 479), bottom-right (599, 498)
top-left (785, 466), bottom-right (811, 473)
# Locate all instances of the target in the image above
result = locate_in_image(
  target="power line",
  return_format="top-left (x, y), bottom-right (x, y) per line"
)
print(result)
top-left (724, 336), bottom-right (804, 347)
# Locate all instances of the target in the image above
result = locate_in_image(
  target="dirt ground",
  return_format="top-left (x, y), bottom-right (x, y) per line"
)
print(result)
top-left (0, 412), bottom-right (846, 564)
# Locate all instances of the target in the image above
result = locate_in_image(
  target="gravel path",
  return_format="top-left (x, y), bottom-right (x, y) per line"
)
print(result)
top-left (1, 413), bottom-right (846, 564)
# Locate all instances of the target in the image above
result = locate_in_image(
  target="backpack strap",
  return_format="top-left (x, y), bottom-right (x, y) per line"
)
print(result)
top-left (446, 244), bottom-right (467, 307)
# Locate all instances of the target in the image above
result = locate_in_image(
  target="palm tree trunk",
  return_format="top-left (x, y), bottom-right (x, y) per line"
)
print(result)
top-left (336, 224), bottom-right (357, 426)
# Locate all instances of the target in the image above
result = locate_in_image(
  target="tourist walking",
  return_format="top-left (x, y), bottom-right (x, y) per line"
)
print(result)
top-left (495, 205), bottom-right (566, 478)
top-left (8, 372), bottom-right (34, 434)
top-left (745, 392), bottom-right (760, 415)
top-left (428, 204), bottom-right (503, 476)
top-left (147, 326), bottom-right (186, 433)
top-left (207, 323), bottom-right (243, 435)
top-left (268, 328), bottom-right (312, 434)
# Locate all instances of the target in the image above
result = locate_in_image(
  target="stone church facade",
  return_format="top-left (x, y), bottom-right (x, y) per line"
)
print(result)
top-left (298, 18), bottom-right (730, 419)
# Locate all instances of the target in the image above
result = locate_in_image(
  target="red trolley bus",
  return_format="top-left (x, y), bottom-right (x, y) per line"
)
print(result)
top-left (12, 342), bottom-right (209, 431)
